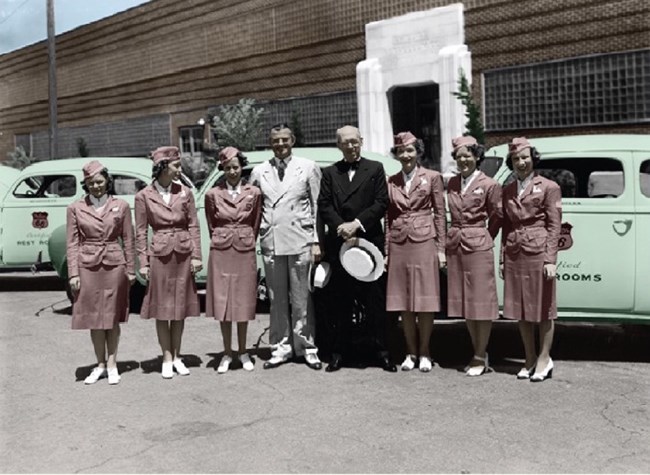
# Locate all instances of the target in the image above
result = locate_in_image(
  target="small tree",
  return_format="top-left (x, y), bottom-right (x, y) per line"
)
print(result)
top-left (211, 98), bottom-right (265, 151)
top-left (290, 109), bottom-right (306, 147)
top-left (76, 138), bottom-right (89, 157)
top-left (452, 68), bottom-right (485, 144)
top-left (5, 145), bottom-right (40, 170)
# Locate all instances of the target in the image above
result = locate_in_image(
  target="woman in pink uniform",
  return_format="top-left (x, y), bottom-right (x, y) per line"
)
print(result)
top-left (67, 160), bottom-right (135, 385)
top-left (446, 136), bottom-right (502, 376)
top-left (385, 132), bottom-right (446, 372)
top-left (501, 137), bottom-right (561, 382)
top-left (135, 146), bottom-right (202, 379)
top-left (205, 147), bottom-right (262, 374)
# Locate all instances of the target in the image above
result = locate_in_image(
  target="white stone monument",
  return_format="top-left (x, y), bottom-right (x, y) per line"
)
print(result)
top-left (357, 3), bottom-right (471, 176)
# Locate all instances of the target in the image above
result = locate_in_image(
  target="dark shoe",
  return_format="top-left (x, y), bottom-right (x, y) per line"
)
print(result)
top-left (263, 355), bottom-right (289, 370)
top-left (380, 355), bottom-right (397, 373)
top-left (304, 353), bottom-right (322, 370)
top-left (326, 354), bottom-right (343, 372)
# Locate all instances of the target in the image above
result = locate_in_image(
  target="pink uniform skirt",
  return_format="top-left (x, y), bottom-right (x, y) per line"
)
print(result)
top-left (140, 252), bottom-right (200, 321)
top-left (386, 239), bottom-right (440, 312)
top-left (503, 251), bottom-right (557, 322)
top-left (205, 247), bottom-right (257, 322)
top-left (447, 248), bottom-right (498, 320)
top-left (72, 264), bottom-right (129, 330)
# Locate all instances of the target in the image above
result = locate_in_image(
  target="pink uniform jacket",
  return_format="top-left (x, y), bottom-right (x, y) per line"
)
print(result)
top-left (385, 167), bottom-right (446, 256)
top-left (134, 183), bottom-right (201, 268)
top-left (66, 195), bottom-right (135, 277)
top-left (446, 171), bottom-right (502, 251)
top-left (204, 183), bottom-right (262, 248)
top-left (501, 174), bottom-right (562, 264)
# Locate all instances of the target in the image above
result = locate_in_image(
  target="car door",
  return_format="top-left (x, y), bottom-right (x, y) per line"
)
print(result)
top-left (496, 152), bottom-right (636, 315)
top-left (0, 172), bottom-right (81, 268)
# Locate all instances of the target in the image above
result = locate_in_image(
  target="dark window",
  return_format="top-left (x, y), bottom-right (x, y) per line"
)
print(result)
top-left (112, 175), bottom-right (147, 195)
top-left (179, 126), bottom-right (204, 155)
top-left (12, 174), bottom-right (76, 198)
top-left (503, 158), bottom-right (624, 199)
top-left (640, 160), bottom-right (650, 198)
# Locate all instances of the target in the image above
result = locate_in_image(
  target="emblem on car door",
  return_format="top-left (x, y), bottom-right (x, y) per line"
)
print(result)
top-left (32, 211), bottom-right (49, 229)
top-left (558, 222), bottom-right (573, 251)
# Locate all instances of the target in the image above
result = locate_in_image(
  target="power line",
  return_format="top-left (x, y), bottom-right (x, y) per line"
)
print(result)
top-left (0, 0), bottom-right (37, 27)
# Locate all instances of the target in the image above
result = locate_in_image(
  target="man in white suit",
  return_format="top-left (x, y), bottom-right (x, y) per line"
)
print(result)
top-left (249, 123), bottom-right (323, 370)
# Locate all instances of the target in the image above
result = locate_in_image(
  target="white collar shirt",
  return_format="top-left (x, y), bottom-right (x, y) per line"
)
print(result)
top-left (461, 169), bottom-right (479, 195)
top-left (517, 173), bottom-right (534, 198)
top-left (89, 194), bottom-right (108, 213)
top-left (402, 168), bottom-right (417, 193)
top-left (227, 182), bottom-right (241, 199)
top-left (154, 181), bottom-right (172, 204)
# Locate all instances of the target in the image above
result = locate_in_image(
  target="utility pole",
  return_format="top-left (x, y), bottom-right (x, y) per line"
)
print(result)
top-left (47, 0), bottom-right (58, 159)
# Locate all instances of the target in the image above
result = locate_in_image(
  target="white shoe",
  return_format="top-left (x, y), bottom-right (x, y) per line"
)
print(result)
top-left (239, 353), bottom-right (254, 371)
top-left (217, 355), bottom-right (232, 374)
top-left (173, 358), bottom-right (190, 376)
top-left (400, 355), bottom-right (416, 371)
top-left (107, 367), bottom-right (121, 385)
top-left (530, 358), bottom-right (554, 382)
top-left (466, 354), bottom-right (489, 377)
top-left (516, 364), bottom-right (536, 380)
top-left (419, 356), bottom-right (433, 372)
top-left (161, 362), bottom-right (174, 379)
top-left (84, 367), bottom-right (106, 385)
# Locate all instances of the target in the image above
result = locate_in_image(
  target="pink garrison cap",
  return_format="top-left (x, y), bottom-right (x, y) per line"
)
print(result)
top-left (151, 146), bottom-right (180, 165)
top-left (509, 137), bottom-right (532, 154)
top-left (218, 146), bottom-right (240, 167)
top-left (451, 135), bottom-right (478, 152)
top-left (82, 160), bottom-right (105, 180)
top-left (393, 131), bottom-right (417, 147)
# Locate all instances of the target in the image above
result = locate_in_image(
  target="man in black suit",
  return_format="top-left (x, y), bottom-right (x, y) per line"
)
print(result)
top-left (317, 125), bottom-right (397, 373)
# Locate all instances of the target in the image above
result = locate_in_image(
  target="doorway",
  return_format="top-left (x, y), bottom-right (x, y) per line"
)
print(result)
top-left (388, 84), bottom-right (441, 171)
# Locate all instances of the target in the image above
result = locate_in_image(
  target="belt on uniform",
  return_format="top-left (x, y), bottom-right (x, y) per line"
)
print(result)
top-left (450, 222), bottom-right (485, 228)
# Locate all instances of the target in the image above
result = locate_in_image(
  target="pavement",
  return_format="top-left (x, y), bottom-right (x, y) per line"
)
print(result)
top-left (0, 275), bottom-right (649, 473)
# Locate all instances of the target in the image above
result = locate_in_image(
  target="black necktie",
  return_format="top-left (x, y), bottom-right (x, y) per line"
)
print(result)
top-left (277, 159), bottom-right (286, 181)
top-left (342, 161), bottom-right (359, 172)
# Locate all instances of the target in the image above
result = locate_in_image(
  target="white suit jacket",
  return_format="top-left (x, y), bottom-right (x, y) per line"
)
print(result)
top-left (249, 155), bottom-right (321, 256)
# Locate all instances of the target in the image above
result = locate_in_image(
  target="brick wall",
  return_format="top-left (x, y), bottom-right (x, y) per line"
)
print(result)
top-left (0, 0), bottom-right (648, 160)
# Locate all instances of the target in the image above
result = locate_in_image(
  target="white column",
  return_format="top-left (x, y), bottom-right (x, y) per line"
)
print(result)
top-left (357, 58), bottom-right (393, 155)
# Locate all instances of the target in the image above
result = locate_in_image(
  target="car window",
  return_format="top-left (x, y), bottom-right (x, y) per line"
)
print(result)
top-left (503, 157), bottom-right (624, 198)
top-left (12, 174), bottom-right (77, 198)
top-left (113, 174), bottom-right (147, 195)
top-left (640, 160), bottom-right (650, 198)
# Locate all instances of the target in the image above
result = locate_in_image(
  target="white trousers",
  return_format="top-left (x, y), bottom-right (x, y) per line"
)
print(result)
top-left (263, 250), bottom-right (317, 358)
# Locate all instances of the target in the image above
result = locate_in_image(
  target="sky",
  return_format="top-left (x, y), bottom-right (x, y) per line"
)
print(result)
top-left (0, 0), bottom-right (151, 55)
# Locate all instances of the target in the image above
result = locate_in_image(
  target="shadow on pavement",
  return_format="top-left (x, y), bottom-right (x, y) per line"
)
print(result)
top-left (75, 360), bottom-right (140, 382)
top-left (0, 272), bottom-right (65, 292)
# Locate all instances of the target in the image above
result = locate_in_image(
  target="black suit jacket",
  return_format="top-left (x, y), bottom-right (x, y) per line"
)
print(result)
top-left (318, 157), bottom-right (389, 260)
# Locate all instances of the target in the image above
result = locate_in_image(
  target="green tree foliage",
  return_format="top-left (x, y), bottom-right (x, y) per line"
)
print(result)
top-left (76, 137), bottom-right (89, 157)
top-left (5, 145), bottom-right (41, 170)
top-left (210, 98), bottom-right (265, 151)
top-left (452, 69), bottom-right (485, 144)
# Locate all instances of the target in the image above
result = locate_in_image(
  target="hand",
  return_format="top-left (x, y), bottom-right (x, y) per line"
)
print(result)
top-left (69, 276), bottom-right (80, 293)
top-left (437, 251), bottom-right (447, 270)
top-left (543, 263), bottom-right (557, 281)
top-left (139, 267), bottom-right (150, 281)
top-left (191, 259), bottom-right (203, 274)
top-left (311, 243), bottom-right (322, 264)
top-left (127, 273), bottom-right (136, 286)
top-left (499, 263), bottom-right (504, 280)
top-left (337, 221), bottom-right (361, 240)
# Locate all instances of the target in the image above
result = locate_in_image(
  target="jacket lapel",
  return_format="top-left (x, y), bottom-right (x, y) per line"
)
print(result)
top-left (146, 183), bottom-right (168, 208)
top-left (261, 160), bottom-right (280, 203)
top-left (344, 157), bottom-right (371, 198)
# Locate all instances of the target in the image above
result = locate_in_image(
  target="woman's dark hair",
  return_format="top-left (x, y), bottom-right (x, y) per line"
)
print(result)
top-left (505, 146), bottom-right (542, 170)
top-left (451, 143), bottom-right (486, 166)
top-left (390, 138), bottom-right (425, 161)
top-left (151, 160), bottom-right (169, 180)
top-left (81, 168), bottom-right (115, 195)
top-left (217, 151), bottom-right (249, 171)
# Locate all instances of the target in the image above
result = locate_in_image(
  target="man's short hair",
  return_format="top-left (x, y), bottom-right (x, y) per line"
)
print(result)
top-left (270, 122), bottom-right (292, 134)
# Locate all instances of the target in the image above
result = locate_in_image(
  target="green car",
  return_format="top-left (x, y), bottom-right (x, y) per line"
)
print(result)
top-left (45, 148), bottom-right (402, 297)
top-left (487, 134), bottom-right (650, 323)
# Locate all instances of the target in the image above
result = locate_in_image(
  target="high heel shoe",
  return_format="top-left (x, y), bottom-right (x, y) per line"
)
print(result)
top-left (530, 358), bottom-right (553, 382)
top-left (516, 365), bottom-right (536, 379)
top-left (466, 354), bottom-right (489, 377)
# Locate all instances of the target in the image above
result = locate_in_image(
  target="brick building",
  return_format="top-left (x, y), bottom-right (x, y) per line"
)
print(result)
top-left (0, 0), bottom-right (648, 172)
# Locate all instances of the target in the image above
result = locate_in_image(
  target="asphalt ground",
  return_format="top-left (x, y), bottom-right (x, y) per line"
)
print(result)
top-left (0, 273), bottom-right (649, 473)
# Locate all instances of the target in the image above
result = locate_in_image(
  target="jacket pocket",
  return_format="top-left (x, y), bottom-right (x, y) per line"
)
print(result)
top-left (410, 215), bottom-right (434, 242)
top-left (389, 224), bottom-right (408, 244)
top-left (234, 227), bottom-right (255, 251)
top-left (522, 230), bottom-right (547, 254)
top-left (174, 232), bottom-right (192, 255)
top-left (150, 234), bottom-right (170, 256)
top-left (211, 229), bottom-right (233, 250)
top-left (103, 243), bottom-right (126, 266)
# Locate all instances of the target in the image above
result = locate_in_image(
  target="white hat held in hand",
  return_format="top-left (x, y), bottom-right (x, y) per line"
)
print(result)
top-left (339, 238), bottom-right (384, 282)
top-left (308, 261), bottom-right (332, 292)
